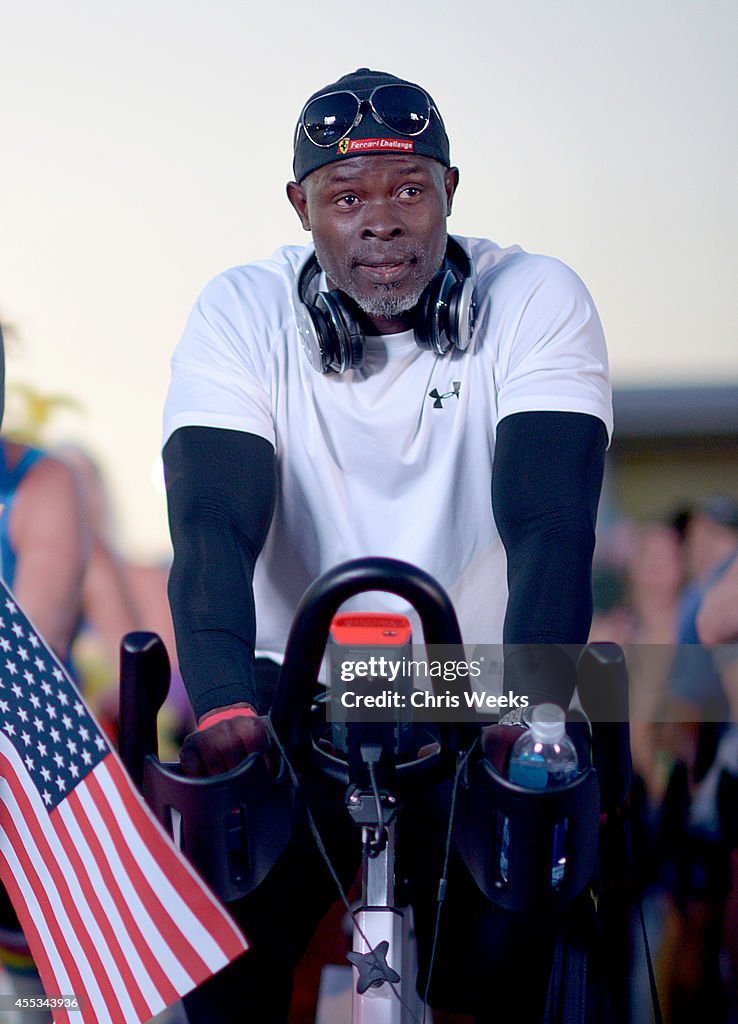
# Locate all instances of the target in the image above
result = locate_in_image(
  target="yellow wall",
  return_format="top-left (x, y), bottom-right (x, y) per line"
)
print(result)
top-left (608, 436), bottom-right (738, 521)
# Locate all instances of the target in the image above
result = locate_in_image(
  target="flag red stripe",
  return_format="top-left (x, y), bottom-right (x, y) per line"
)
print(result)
top-left (52, 806), bottom-right (152, 1022)
top-left (0, 849), bottom-right (71, 1024)
top-left (0, 760), bottom-right (125, 1023)
top-left (63, 785), bottom-right (181, 1007)
top-left (84, 765), bottom-right (212, 983)
top-left (106, 754), bottom-right (246, 960)
top-left (0, 767), bottom-right (94, 1020)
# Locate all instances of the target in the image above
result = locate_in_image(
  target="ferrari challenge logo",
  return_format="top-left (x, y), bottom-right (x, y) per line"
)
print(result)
top-left (335, 138), bottom-right (415, 156)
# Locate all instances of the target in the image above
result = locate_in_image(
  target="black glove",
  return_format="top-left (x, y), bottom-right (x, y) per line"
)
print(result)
top-left (179, 703), bottom-right (273, 777)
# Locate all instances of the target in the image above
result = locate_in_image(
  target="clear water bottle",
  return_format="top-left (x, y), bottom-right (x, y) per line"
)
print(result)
top-left (500, 703), bottom-right (579, 888)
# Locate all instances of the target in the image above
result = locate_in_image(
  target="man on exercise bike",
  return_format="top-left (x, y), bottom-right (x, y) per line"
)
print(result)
top-left (162, 67), bottom-right (612, 1024)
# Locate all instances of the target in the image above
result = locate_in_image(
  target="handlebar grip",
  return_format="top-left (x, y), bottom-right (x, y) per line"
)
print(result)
top-left (118, 631), bottom-right (171, 789)
top-left (269, 557), bottom-right (468, 758)
top-left (577, 642), bottom-right (632, 811)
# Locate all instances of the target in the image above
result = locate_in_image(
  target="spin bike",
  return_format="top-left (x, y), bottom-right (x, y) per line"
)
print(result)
top-left (118, 558), bottom-right (631, 1024)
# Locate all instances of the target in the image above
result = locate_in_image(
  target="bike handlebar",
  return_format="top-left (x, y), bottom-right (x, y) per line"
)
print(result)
top-left (269, 556), bottom-right (473, 765)
top-left (119, 631), bottom-right (170, 788)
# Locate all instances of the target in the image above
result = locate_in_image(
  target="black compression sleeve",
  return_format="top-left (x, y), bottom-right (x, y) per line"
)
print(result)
top-left (491, 411), bottom-right (607, 707)
top-left (163, 426), bottom-right (276, 719)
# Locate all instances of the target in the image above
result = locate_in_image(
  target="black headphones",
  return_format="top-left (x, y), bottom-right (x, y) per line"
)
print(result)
top-left (293, 236), bottom-right (477, 373)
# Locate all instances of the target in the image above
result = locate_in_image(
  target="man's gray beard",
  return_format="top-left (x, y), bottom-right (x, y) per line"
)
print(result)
top-left (349, 281), bottom-right (428, 321)
top-left (315, 243), bottom-right (445, 322)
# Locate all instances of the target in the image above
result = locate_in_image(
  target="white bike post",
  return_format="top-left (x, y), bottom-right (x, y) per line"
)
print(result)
top-left (347, 793), bottom-right (425, 1024)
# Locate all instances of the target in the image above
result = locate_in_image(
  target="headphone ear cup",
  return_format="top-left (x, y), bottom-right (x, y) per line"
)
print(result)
top-left (314, 291), bottom-right (365, 373)
top-left (413, 279), bottom-right (435, 352)
top-left (299, 301), bottom-right (336, 373)
top-left (414, 268), bottom-right (456, 356)
top-left (414, 240), bottom-right (477, 356)
top-left (294, 250), bottom-right (366, 374)
top-left (446, 275), bottom-right (476, 352)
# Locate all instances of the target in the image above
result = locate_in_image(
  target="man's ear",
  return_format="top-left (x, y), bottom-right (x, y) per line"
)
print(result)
top-left (286, 181), bottom-right (311, 232)
top-left (444, 166), bottom-right (460, 216)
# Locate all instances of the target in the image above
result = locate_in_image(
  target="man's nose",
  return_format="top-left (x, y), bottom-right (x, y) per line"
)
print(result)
top-left (359, 201), bottom-right (404, 240)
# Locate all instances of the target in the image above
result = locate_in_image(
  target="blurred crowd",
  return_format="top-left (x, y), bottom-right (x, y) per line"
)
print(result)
top-left (591, 498), bottom-right (738, 1023)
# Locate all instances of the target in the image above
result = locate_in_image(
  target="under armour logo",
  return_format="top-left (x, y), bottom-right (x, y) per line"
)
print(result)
top-left (428, 382), bottom-right (461, 409)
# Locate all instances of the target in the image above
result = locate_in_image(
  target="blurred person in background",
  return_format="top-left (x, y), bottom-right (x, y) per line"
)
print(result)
top-left (588, 561), bottom-right (634, 646)
top-left (0, 440), bottom-right (87, 664)
top-left (589, 522), bottom-right (685, 1021)
top-left (2, 343), bottom-right (191, 748)
top-left (667, 497), bottom-right (738, 748)
top-left (681, 498), bottom-right (738, 599)
top-left (589, 521), bottom-right (684, 807)
top-left (697, 549), bottom-right (738, 649)
top-left (696, 550), bottom-right (738, 1019)
top-left (656, 497), bottom-right (738, 1024)
top-left (0, 431), bottom-right (88, 1020)
top-left (53, 444), bottom-right (141, 738)
top-left (54, 445), bottom-right (193, 754)
top-left (627, 521), bottom-right (685, 809)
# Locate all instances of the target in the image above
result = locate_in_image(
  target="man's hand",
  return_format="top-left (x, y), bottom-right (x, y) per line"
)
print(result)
top-left (179, 702), bottom-right (273, 777)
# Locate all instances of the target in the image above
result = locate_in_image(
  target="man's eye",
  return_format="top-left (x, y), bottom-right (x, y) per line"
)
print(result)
top-left (400, 186), bottom-right (422, 198)
top-left (336, 194), bottom-right (359, 207)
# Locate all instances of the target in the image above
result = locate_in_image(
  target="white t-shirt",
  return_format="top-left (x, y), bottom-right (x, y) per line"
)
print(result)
top-left (163, 236), bottom-right (612, 661)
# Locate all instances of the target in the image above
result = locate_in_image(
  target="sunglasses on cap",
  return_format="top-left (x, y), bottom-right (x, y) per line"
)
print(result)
top-left (296, 83), bottom-right (443, 148)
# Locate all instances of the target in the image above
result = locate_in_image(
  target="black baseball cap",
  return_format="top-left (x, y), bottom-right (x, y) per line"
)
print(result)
top-left (292, 68), bottom-right (451, 183)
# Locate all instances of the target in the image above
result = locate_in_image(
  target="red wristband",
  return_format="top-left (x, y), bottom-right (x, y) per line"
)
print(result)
top-left (197, 707), bottom-right (258, 732)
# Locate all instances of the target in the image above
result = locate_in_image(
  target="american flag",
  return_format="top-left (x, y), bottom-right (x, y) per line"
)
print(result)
top-left (0, 580), bottom-right (248, 1023)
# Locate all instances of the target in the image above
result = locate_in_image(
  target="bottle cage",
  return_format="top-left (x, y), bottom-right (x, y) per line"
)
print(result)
top-left (456, 643), bottom-right (632, 912)
top-left (118, 633), bottom-right (294, 903)
top-left (456, 757), bottom-right (600, 912)
top-left (141, 752), bottom-right (295, 903)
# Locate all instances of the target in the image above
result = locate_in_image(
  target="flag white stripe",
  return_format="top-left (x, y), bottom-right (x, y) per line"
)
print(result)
top-left (96, 759), bottom-right (232, 969)
top-left (74, 782), bottom-right (195, 991)
top-left (0, 753), bottom-right (112, 1022)
top-left (103, 753), bottom-right (246, 951)
top-left (48, 796), bottom-right (141, 1023)
top-left (0, 827), bottom-right (81, 1022)
top-left (55, 801), bottom-right (162, 1020)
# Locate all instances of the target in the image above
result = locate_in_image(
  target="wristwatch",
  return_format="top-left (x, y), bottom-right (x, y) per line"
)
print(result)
top-left (497, 705), bottom-right (535, 728)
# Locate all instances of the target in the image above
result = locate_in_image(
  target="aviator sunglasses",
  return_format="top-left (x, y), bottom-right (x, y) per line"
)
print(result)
top-left (297, 84), bottom-right (443, 148)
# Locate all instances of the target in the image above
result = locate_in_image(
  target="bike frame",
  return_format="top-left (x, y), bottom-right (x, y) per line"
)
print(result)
top-left (345, 778), bottom-right (427, 1024)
